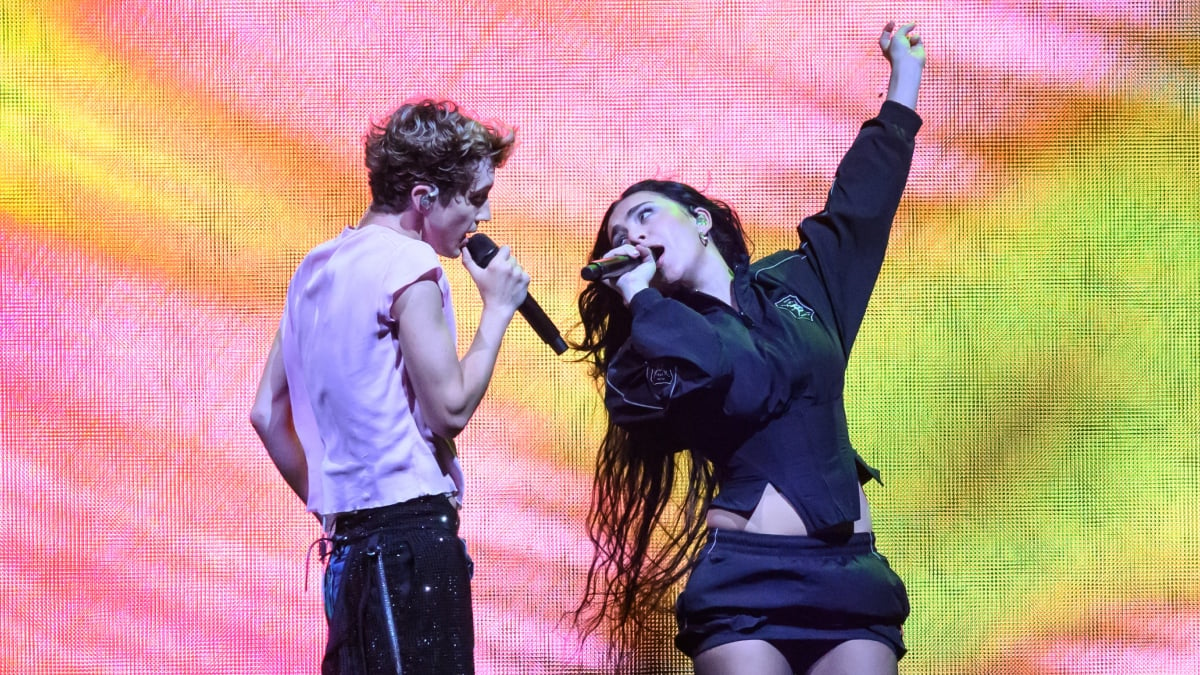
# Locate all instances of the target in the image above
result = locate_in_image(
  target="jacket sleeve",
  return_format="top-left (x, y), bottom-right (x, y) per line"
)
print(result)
top-left (798, 101), bottom-right (922, 356)
top-left (604, 289), bottom-right (788, 430)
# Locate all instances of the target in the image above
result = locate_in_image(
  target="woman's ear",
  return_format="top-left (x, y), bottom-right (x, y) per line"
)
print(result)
top-left (693, 207), bottom-right (712, 236)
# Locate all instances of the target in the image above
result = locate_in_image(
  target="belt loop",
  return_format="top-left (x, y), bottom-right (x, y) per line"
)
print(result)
top-left (304, 535), bottom-right (335, 591)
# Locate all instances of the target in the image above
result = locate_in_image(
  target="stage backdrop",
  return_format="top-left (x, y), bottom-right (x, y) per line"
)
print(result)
top-left (3, 1), bottom-right (1198, 673)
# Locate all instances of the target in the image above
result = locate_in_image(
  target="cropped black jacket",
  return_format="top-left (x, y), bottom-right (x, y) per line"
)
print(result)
top-left (605, 101), bottom-right (922, 533)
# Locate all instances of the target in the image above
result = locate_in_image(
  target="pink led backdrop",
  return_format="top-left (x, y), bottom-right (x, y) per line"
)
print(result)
top-left (3, 1), bottom-right (1198, 673)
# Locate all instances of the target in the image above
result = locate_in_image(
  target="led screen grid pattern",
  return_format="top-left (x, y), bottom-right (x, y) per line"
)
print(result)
top-left (2, 1), bottom-right (1197, 673)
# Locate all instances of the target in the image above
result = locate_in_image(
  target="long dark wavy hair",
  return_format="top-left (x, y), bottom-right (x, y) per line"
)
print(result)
top-left (572, 180), bottom-right (751, 656)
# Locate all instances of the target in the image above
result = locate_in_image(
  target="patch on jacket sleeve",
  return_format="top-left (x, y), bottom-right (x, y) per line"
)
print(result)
top-left (775, 294), bottom-right (815, 321)
top-left (645, 361), bottom-right (678, 400)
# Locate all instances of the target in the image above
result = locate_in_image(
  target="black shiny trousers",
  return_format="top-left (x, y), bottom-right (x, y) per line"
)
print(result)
top-left (322, 495), bottom-right (474, 675)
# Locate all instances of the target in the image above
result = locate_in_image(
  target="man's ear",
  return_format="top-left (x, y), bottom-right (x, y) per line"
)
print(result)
top-left (412, 184), bottom-right (439, 212)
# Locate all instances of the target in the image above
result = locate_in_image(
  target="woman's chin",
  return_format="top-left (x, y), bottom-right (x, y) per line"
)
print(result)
top-left (651, 276), bottom-right (682, 294)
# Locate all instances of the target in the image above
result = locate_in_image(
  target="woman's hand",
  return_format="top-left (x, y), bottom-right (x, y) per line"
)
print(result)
top-left (880, 21), bottom-right (925, 110)
top-left (600, 243), bottom-right (657, 306)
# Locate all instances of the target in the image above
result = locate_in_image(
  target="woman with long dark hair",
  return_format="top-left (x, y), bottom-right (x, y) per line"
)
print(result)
top-left (574, 22), bottom-right (926, 675)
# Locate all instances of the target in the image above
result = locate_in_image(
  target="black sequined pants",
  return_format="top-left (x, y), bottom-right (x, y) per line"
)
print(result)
top-left (322, 495), bottom-right (473, 675)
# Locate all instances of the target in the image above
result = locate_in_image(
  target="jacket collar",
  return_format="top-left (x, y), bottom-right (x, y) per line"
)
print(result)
top-left (670, 254), bottom-right (766, 326)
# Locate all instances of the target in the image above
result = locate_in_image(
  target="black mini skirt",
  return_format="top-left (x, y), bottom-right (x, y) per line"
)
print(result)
top-left (675, 528), bottom-right (909, 663)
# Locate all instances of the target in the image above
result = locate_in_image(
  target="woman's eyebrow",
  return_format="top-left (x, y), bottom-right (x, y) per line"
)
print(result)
top-left (608, 200), bottom-right (653, 238)
top-left (624, 201), bottom-right (652, 218)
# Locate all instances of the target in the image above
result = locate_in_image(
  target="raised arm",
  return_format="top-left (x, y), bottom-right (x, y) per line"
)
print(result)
top-left (881, 21), bottom-right (926, 111)
top-left (250, 331), bottom-right (309, 503)
top-left (791, 22), bottom-right (926, 355)
top-left (394, 246), bottom-right (529, 439)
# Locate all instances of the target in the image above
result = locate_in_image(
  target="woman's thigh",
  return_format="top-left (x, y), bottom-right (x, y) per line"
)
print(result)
top-left (809, 639), bottom-right (898, 675)
top-left (693, 639), bottom-right (792, 675)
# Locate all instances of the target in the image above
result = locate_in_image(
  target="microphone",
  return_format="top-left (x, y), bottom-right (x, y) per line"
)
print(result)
top-left (465, 234), bottom-right (568, 355)
top-left (580, 255), bottom-right (640, 281)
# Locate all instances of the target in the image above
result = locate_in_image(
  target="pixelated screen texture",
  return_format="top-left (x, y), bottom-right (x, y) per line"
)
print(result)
top-left (2, 1), bottom-right (1198, 673)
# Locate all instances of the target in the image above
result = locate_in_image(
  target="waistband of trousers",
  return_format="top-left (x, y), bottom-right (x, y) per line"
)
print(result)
top-left (330, 493), bottom-right (459, 541)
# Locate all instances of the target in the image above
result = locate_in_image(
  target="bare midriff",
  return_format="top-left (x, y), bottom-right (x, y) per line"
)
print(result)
top-left (705, 482), bottom-right (874, 536)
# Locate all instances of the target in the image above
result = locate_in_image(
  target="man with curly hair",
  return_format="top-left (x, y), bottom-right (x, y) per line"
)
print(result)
top-left (251, 100), bottom-right (528, 674)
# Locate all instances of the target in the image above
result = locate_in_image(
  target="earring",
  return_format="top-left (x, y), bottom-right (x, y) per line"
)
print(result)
top-left (699, 231), bottom-right (710, 247)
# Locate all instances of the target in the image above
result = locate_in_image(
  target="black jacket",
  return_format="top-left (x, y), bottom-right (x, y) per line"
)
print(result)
top-left (605, 101), bottom-right (922, 532)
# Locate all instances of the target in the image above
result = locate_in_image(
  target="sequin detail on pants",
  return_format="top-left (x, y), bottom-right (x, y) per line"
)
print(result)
top-left (322, 495), bottom-right (473, 675)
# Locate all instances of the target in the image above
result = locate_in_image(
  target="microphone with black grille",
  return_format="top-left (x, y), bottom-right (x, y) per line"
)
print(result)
top-left (465, 234), bottom-right (568, 355)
